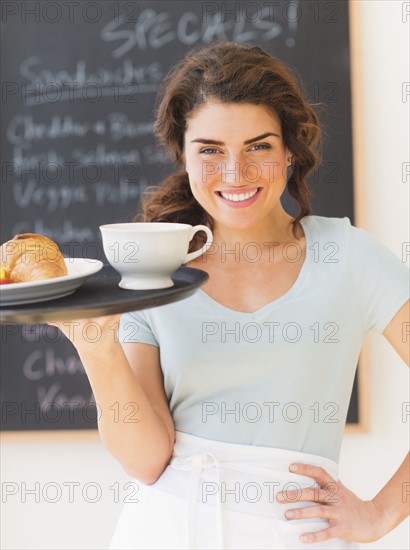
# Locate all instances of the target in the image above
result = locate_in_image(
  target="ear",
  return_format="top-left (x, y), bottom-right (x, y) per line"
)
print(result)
top-left (286, 150), bottom-right (293, 166)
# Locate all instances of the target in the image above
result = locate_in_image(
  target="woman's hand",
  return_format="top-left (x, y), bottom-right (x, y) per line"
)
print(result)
top-left (47, 314), bottom-right (122, 355)
top-left (276, 463), bottom-right (388, 544)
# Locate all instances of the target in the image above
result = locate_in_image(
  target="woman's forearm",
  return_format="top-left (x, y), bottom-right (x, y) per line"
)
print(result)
top-left (372, 452), bottom-right (410, 535)
top-left (76, 340), bottom-right (173, 484)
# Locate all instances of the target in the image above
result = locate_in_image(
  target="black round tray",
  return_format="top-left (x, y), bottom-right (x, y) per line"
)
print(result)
top-left (0, 265), bottom-right (208, 324)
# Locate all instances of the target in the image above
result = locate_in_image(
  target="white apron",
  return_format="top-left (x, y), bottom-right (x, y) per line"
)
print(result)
top-left (109, 431), bottom-right (360, 549)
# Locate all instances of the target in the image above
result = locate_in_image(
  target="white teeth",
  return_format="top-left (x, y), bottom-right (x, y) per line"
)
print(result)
top-left (220, 188), bottom-right (258, 202)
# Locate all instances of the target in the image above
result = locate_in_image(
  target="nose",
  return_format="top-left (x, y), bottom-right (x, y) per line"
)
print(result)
top-left (220, 153), bottom-right (245, 185)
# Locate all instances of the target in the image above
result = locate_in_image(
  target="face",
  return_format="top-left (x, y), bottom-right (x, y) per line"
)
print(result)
top-left (183, 100), bottom-right (292, 232)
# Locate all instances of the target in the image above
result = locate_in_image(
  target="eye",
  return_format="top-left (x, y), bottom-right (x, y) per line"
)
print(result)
top-left (199, 143), bottom-right (271, 155)
top-left (249, 143), bottom-right (271, 151)
top-left (199, 147), bottom-right (221, 154)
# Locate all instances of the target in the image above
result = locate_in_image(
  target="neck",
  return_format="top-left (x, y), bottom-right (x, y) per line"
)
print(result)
top-left (205, 210), bottom-right (303, 265)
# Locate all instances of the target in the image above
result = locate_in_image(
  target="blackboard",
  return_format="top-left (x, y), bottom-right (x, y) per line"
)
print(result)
top-left (0, 0), bottom-right (359, 431)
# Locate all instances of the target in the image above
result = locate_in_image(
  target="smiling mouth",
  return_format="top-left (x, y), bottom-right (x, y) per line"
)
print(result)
top-left (215, 187), bottom-right (262, 202)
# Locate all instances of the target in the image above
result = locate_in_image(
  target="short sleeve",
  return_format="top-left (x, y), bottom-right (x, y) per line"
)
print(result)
top-left (118, 310), bottom-right (159, 347)
top-left (344, 217), bottom-right (409, 335)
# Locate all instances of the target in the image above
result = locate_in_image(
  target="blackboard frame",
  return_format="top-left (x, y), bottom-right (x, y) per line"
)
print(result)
top-left (345, 0), bottom-right (370, 435)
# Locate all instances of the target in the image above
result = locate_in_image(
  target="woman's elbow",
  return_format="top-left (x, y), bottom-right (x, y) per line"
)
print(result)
top-left (124, 463), bottom-right (168, 485)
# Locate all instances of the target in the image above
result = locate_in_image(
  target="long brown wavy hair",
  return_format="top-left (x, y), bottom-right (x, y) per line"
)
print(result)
top-left (134, 40), bottom-right (324, 252)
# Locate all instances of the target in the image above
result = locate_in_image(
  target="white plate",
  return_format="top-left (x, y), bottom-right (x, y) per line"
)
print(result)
top-left (0, 258), bottom-right (104, 306)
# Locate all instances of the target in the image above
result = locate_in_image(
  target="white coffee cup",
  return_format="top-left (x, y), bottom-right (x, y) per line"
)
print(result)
top-left (99, 222), bottom-right (213, 290)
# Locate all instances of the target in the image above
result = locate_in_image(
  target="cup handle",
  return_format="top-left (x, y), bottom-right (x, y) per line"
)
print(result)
top-left (183, 225), bottom-right (213, 263)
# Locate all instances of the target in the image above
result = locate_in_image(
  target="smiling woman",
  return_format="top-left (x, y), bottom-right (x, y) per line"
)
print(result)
top-left (98, 40), bottom-right (408, 550)
top-left (49, 39), bottom-right (406, 550)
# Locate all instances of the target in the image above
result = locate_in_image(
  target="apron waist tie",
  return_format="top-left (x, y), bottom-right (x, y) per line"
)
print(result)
top-left (170, 452), bottom-right (225, 549)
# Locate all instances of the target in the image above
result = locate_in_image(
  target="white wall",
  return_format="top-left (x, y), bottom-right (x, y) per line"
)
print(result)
top-left (1, 1), bottom-right (409, 549)
top-left (337, 1), bottom-right (410, 549)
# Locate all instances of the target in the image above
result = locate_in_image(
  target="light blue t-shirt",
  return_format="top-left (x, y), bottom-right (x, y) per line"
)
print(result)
top-left (118, 215), bottom-right (409, 463)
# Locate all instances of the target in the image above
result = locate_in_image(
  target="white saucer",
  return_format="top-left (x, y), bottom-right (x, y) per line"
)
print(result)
top-left (0, 258), bottom-right (104, 306)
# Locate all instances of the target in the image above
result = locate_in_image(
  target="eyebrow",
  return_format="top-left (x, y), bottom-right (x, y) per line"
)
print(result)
top-left (190, 132), bottom-right (280, 145)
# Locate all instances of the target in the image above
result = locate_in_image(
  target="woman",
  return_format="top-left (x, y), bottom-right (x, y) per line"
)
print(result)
top-left (53, 41), bottom-right (409, 549)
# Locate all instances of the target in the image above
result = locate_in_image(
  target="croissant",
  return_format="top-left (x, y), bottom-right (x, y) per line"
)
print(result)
top-left (0, 233), bottom-right (68, 283)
